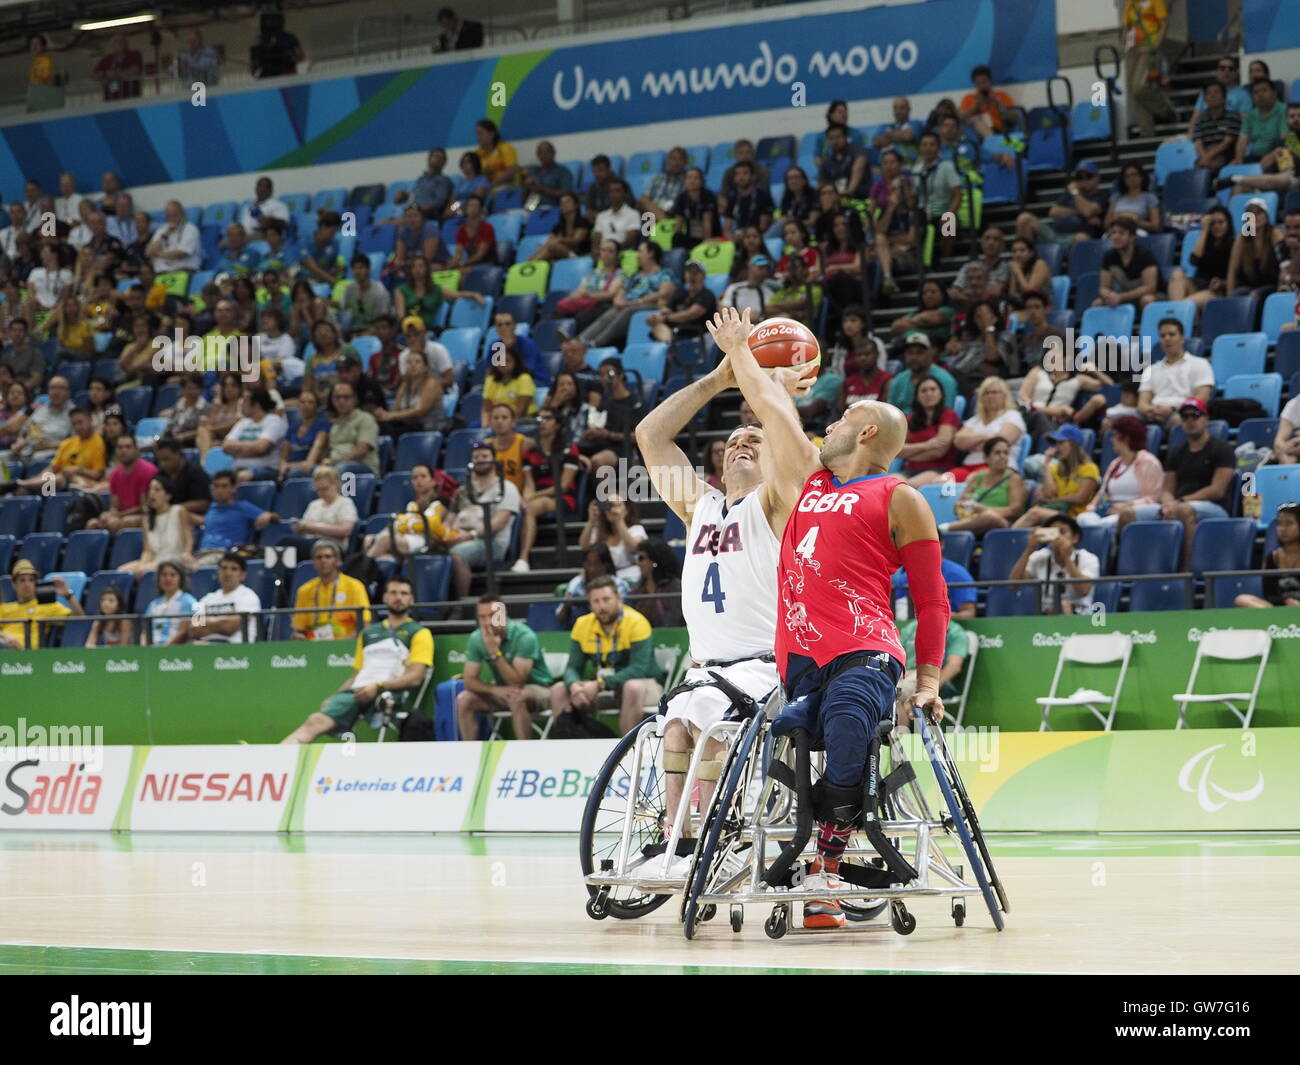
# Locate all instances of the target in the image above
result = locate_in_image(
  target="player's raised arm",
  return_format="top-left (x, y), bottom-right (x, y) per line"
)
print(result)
top-left (706, 307), bottom-right (820, 520)
top-left (634, 361), bottom-right (735, 523)
top-left (890, 481), bottom-right (951, 723)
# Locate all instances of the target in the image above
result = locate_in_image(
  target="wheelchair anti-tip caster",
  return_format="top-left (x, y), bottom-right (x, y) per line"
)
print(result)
top-left (764, 904), bottom-right (789, 940)
top-left (698, 904), bottom-right (716, 923)
top-left (586, 888), bottom-right (611, 921)
top-left (952, 901), bottom-right (966, 927)
top-left (890, 899), bottom-right (916, 936)
top-left (730, 905), bottom-right (744, 934)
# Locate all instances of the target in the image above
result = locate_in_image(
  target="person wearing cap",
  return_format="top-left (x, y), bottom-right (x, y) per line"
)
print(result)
top-left (579, 240), bottom-right (676, 348)
top-left (1016, 159), bottom-right (1108, 246)
top-left (1137, 317), bottom-right (1214, 426)
top-left (291, 538), bottom-right (372, 641)
top-left (398, 315), bottom-right (456, 393)
top-left (720, 254), bottom-right (778, 318)
top-left (0, 560), bottom-right (84, 650)
top-left (1118, 396), bottom-right (1236, 567)
top-left (886, 330), bottom-right (958, 411)
top-left (1013, 424), bottom-right (1101, 527)
top-left (1010, 513), bottom-right (1099, 615)
top-left (649, 259), bottom-right (717, 343)
top-left (1225, 198), bottom-right (1283, 296)
top-left (338, 254), bottom-right (392, 336)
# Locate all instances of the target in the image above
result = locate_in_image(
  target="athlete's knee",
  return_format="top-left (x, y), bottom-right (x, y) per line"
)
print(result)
top-left (663, 717), bottom-right (691, 750)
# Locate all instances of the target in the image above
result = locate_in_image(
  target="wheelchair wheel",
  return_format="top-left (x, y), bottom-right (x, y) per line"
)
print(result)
top-left (681, 711), bottom-right (766, 939)
top-left (578, 718), bottom-right (671, 920)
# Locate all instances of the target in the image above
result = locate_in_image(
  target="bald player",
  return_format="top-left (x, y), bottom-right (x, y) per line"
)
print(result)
top-left (706, 306), bottom-right (950, 929)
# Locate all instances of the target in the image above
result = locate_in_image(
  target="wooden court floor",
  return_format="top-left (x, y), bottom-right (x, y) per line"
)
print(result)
top-left (1, 833), bottom-right (1298, 975)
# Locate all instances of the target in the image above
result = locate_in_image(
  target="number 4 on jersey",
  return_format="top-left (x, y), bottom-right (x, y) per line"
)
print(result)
top-left (796, 526), bottom-right (819, 559)
top-left (701, 561), bottom-right (726, 613)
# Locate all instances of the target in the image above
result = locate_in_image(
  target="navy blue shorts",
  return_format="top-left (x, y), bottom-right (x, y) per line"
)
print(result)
top-left (775, 651), bottom-right (903, 788)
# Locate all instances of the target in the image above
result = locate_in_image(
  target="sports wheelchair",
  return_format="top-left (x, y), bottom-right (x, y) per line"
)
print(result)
top-left (580, 675), bottom-right (1009, 939)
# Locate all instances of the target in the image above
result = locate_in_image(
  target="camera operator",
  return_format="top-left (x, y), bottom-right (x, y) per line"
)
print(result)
top-left (1009, 514), bottom-right (1099, 616)
top-left (250, 8), bottom-right (304, 78)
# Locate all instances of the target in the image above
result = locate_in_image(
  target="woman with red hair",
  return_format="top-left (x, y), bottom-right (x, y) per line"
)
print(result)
top-left (1077, 415), bottom-right (1164, 528)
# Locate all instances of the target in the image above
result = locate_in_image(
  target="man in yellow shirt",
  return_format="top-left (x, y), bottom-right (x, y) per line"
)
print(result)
top-left (283, 574), bottom-right (433, 742)
top-left (291, 539), bottom-right (371, 640)
top-left (0, 560), bottom-right (84, 650)
top-left (3, 408), bottom-right (104, 494)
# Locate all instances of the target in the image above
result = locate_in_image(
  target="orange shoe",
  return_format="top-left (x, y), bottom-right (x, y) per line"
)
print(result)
top-left (802, 857), bottom-right (847, 929)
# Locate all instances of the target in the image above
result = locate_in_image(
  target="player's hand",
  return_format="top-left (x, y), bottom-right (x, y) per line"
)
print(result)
top-left (705, 306), bottom-right (753, 355)
top-left (770, 364), bottom-right (816, 399)
top-left (909, 687), bottom-right (945, 727)
top-left (712, 353), bottom-right (737, 390)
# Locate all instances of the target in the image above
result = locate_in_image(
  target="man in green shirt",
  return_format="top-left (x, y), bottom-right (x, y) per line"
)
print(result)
top-left (894, 617), bottom-right (971, 725)
top-left (913, 131), bottom-right (962, 260)
top-left (326, 381), bottom-right (380, 474)
top-left (456, 594), bottom-right (553, 740)
top-left (1236, 79), bottom-right (1288, 163)
top-left (886, 331), bottom-right (958, 411)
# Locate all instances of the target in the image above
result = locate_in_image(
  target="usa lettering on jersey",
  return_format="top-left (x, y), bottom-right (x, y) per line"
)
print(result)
top-left (690, 521), bottom-right (745, 555)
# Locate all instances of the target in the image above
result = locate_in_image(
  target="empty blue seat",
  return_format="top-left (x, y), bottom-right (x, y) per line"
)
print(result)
top-left (533, 318), bottom-right (576, 353)
top-left (1222, 373), bottom-right (1283, 417)
top-left (1210, 332), bottom-right (1268, 382)
top-left (980, 158), bottom-right (1023, 206)
top-left (274, 478), bottom-right (316, 519)
top-left (439, 327), bottom-right (483, 365)
top-left (0, 535), bottom-right (13, 576)
top-left (410, 554), bottom-right (453, 620)
top-left (449, 296), bottom-right (493, 331)
top-left (376, 472), bottom-right (414, 514)
top-left (526, 600), bottom-right (561, 633)
top-left (1254, 465), bottom-right (1300, 523)
top-left (107, 528), bottom-right (144, 568)
top-left (1068, 240), bottom-right (1107, 281)
top-left (1154, 141), bottom-right (1197, 186)
top-left (189, 566), bottom-right (220, 600)
top-left (442, 429), bottom-right (490, 474)
top-left (0, 498), bottom-right (42, 539)
top-left (19, 532), bottom-right (63, 575)
top-left (1188, 518), bottom-right (1255, 578)
top-left (1080, 304), bottom-right (1135, 339)
top-left (394, 432), bottom-right (443, 472)
top-left (1137, 299), bottom-right (1195, 344)
top-left (496, 293), bottom-right (538, 326)
top-left (1116, 520), bottom-right (1182, 575)
top-left (1275, 331), bottom-right (1300, 383)
top-left (548, 256), bottom-right (591, 294)
top-left (1200, 297), bottom-right (1258, 348)
top-left (1163, 169), bottom-right (1213, 214)
top-left (1237, 417), bottom-right (1278, 449)
top-left (985, 585), bottom-right (1039, 617)
top-left (941, 531), bottom-right (975, 572)
top-left (62, 530), bottom-right (109, 574)
top-left (1210, 573), bottom-right (1262, 608)
top-left (115, 387), bottom-right (152, 426)
top-left (1127, 577), bottom-right (1189, 612)
top-left (919, 484), bottom-right (959, 525)
top-left (236, 482), bottom-right (277, 511)
top-left (36, 493), bottom-right (75, 533)
top-left (1260, 292), bottom-right (1295, 343)
top-left (523, 207), bottom-right (559, 236)
top-left (1070, 101), bottom-right (1112, 142)
top-left (622, 342), bottom-right (668, 383)
top-left (978, 528), bottom-right (1031, 580)
top-left (1136, 232), bottom-right (1176, 268)
top-left (1078, 526), bottom-right (1113, 572)
top-left (463, 265), bottom-right (504, 297)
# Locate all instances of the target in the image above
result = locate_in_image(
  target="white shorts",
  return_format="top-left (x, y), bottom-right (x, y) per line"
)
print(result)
top-left (663, 657), bottom-right (781, 732)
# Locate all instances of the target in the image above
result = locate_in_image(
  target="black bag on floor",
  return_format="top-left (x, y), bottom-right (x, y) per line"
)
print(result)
top-left (398, 708), bottom-right (435, 742)
top-left (1209, 397), bottom-right (1267, 428)
top-left (550, 709), bottom-right (614, 739)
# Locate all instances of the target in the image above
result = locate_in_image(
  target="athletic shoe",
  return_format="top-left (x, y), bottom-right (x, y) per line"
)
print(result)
top-left (802, 857), bottom-right (847, 929)
top-left (510, 558), bottom-right (530, 573)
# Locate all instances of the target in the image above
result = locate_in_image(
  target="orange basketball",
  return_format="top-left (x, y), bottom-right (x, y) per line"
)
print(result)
top-left (747, 316), bottom-right (821, 381)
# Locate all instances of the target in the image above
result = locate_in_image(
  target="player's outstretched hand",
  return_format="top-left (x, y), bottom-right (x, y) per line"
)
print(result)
top-left (705, 306), bottom-right (752, 355)
top-left (770, 364), bottom-right (816, 399)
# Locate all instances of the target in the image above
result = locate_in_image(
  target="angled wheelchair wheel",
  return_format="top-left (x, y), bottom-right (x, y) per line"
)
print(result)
top-left (578, 718), bottom-right (671, 920)
top-left (681, 711), bottom-right (766, 939)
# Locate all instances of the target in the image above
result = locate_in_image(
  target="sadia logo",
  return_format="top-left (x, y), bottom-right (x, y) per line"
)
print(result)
top-left (1, 761), bottom-right (103, 817)
top-left (1178, 745), bottom-right (1264, 813)
top-left (315, 776), bottom-right (332, 795)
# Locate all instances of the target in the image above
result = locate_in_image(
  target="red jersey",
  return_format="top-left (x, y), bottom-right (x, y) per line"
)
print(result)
top-left (776, 469), bottom-right (906, 680)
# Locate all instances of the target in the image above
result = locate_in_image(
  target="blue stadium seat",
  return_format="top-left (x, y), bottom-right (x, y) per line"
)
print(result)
top-left (357, 224), bottom-right (396, 255)
top-left (985, 585), bottom-right (1039, 617)
top-left (1188, 518), bottom-right (1255, 578)
top-left (0, 535), bottom-right (13, 576)
top-left (1137, 299), bottom-right (1195, 344)
top-left (152, 383), bottom-right (181, 416)
top-left (523, 207), bottom-right (559, 236)
top-left (1070, 101), bottom-right (1112, 142)
top-left (1260, 292), bottom-right (1295, 343)
top-left (1117, 521), bottom-right (1182, 575)
top-left (1068, 240), bottom-right (1107, 280)
top-left (486, 213), bottom-right (524, 245)
top-left (347, 183), bottom-right (386, 208)
top-left (442, 429), bottom-right (490, 474)
top-left (1049, 275), bottom-right (1070, 312)
top-left (107, 529), bottom-right (143, 569)
top-left (1210, 333), bottom-right (1268, 382)
top-left (1222, 373), bottom-right (1282, 417)
top-left (19, 533), bottom-right (63, 574)
top-left (489, 187), bottom-right (524, 213)
top-left (941, 531), bottom-right (975, 571)
top-left (526, 600), bottom-right (561, 633)
top-left (1036, 243), bottom-right (1065, 275)
top-left (410, 554), bottom-right (453, 620)
top-left (462, 265), bottom-right (504, 297)
top-left (1079, 304), bottom-right (1134, 339)
top-left (274, 478), bottom-right (316, 519)
top-left (203, 450), bottom-right (235, 475)
top-left (496, 293), bottom-right (538, 326)
top-left (1237, 417), bottom-right (1278, 449)
top-left (311, 188), bottom-right (348, 213)
top-left (559, 160), bottom-right (584, 188)
top-left (978, 528), bottom-right (1031, 580)
top-left (533, 318), bottom-right (575, 353)
top-left (450, 296), bottom-right (493, 331)
top-left (1025, 106), bottom-right (1070, 172)
top-left (980, 159), bottom-right (1022, 205)
top-left (548, 256), bottom-right (592, 294)
top-left (1210, 573), bottom-right (1261, 608)
top-left (376, 472), bottom-right (413, 514)
top-left (54, 361), bottom-right (91, 393)
top-left (114, 387), bottom-right (152, 426)
top-left (1127, 578), bottom-right (1189, 612)
top-left (1200, 298), bottom-right (1258, 348)
top-left (1229, 191), bottom-right (1278, 226)
top-left (257, 519), bottom-right (295, 547)
top-left (1275, 330), bottom-right (1300, 383)
top-left (189, 566), bottom-right (220, 601)
top-left (1162, 169), bottom-right (1213, 214)
top-left (1078, 526), bottom-right (1113, 572)
top-left (919, 484), bottom-right (959, 525)
top-left (64, 569), bottom-right (135, 642)
top-left (202, 201), bottom-right (238, 227)
top-left (622, 342), bottom-right (668, 383)
top-left (1254, 465), bottom-right (1300, 524)
top-left (439, 327), bottom-right (483, 365)
top-left (62, 530), bottom-right (109, 574)
top-left (36, 494), bottom-right (75, 533)
top-left (1177, 229), bottom-right (1199, 273)
top-left (0, 498), bottom-right (41, 539)
top-left (1136, 232), bottom-right (1176, 268)
top-left (236, 482), bottom-right (276, 511)
top-left (1154, 142), bottom-right (1197, 186)
top-left (394, 432), bottom-right (442, 472)
top-left (348, 473), bottom-right (377, 517)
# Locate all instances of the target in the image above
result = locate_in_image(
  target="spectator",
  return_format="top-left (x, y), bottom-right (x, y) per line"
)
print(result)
top-left (591, 180), bottom-right (641, 249)
top-left (579, 493), bottom-right (646, 584)
top-left (580, 241), bottom-right (675, 348)
top-left (175, 29), bottom-right (220, 87)
top-left (186, 469), bottom-right (273, 568)
top-left (482, 341), bottom-right (536, 427)
top-left (581, 154), bottom-right (616, 219)
top-left (779, 165), bottom-right (818, 226)
top-left (1005, 238), bottom-right (1053, 310)
top-left (888, 330), bottom-right (958, 409)
top-left (0, 382), bottom-right (32, 460)
top-left (188, 552), bottom-right (261, 644)
top-left (257, 307), bottom-right (302, 386)
top-left (0, 560), bottom-right (83, 650)
top-left (1017, 159), bottom-right (1108, 245)
top-left (364, 462), bottom-right (454, 560)
top-left (26, 34), bottom-right (61, 113)
top-left (940, 436), bottom-right (1028, 535)
top-left (278, 389), bottom-right (329, 480)
top-left (398, 148), bottom-right (455, 219)
top-left (946, 299), bottom-right (1015, 386)
top-left (139, 560), bottom-right (196, 646)
top-left (913, 132), bottom-right (962, 260)
top-left (401, 315), bottom-right (456, 389)
top-left (1121, 0), bottom-right (1175, 137)
top-left (53, 172), bottom-right (83, 228)
top-left (767, 255), bottom-right (822, 328)
top-left (1218, 103), bottom-right (1300, 196)
top-left (951, 227), bottom-right (1009, 305)
top-left (630, 537), bottom-right (685, 628)
top-left (1166, 205), bottom-right (1234, 308)
top-left (8, 373), bottom-right (72, 465)
top-left (898, 374), bottom-right (960, 481)
top-left (530, 191), bottom-right (590, 262)
top-left (820, 211), bottom-right (870, 329)
top-left (454, 152), bottom-right (491, 206)
top-left (259, 220), bottom-right (297, 273)
top-left (249, 10), bottom-right (304, 77)
top-left (894, 615), bottom-right (970, 720)
top-left (577, 356), bottom-right (641, 473)
top-left (729, 225), bottom-right (769, 281)
top-left (794, 355), bottom-right (844, 433)
top-left (1273, 388), bottom-right (1300, 464)
top-left (146, 201), bottom-right (200, 274)
top-left (445, 443), bottom-right (522, 600)
top-left (2, 405), bottom-right (102, 496)
top-left (21, 244), bottom-right (74, 320)
top-left (838, 318), bottom-right (892, 402)
top-left (394, 257), bottom-right (482, 322)
top-left (774, 219), bottom-right (822, 282)
top-left (474, 118), bottom-right (518, 189)
top-left (1235, 78), bottom-right (1287, 163)
top-left (85, 586), bottom-right (133, 649)
top-left (1235, 503), bottom-right (1300, 608)
top-left (512, 409), bottom-right (581, 572)
top-left (325, 382), bottom-right (380, 475)
top-left (1019, 347), bottom-right (1108, 437)
top-left (1187, 57), bottom-right (1253, 139)
top-left (937, 113), bottom-right (981, 168)
top-left (450, 195), bottom-right (496, 279)
top-left (960, 64), bottom-right (1016, 137)
top-left (94, 34), bottom-right (142, 100)
top-left (522, 140), bottom-right (573, 208)
top-left (39, 289), bottom-right (93, 362)
top-left (719, 140), bottom-right (771, 200)
top-left (119, 211), bottom-right (153, 276)
top-left (671, 167), bottom-right (718, 247)
top-left (542, 368), bottom-right (587, 442)
top-left (556, 543), bottom-right (632, 626)
top-left (1120, 397), bottom-right (1235, 567)
top-left (457, 594), bottom-right (554, 740)
top-left (84, 378), bottom-right (115, 433)
top-left (290, 538), bottom-right (371, 641)
top-left (299, 210), bottom-right (344, 285)
top-left (106, 193), bottom-right (137, 245)
top-left (952, 376), bottom-right (1027, 479)
top-left (375, 342), bottom-right (444, 436)
top-left (720, 254), bottom-right (778, 318)
top-left (1, 318), bottom-right (44, 391)
top-left (491, 307), bottom-right (545, 382)
top-left (282, 574), bottom-right (426, 744)
top-left (119, 476), bottom-right (194, 578)
top-left (338, 255), bottom-right (392, 335)
top-left (818, 123), bottom-right (872, 202)
top-left (69, 407), bottom-right (127, 497)
top-left (1010, 515), bottom-right (1099, 615)
top-left (1093, 217), bottom-right (1161, 310)
top-left (192, 372), bottom-right (243, 461)
top-left (1077, 414), bottom-right (1166, 529)
top-left (485, 402), bottom-right (532, 492)
top-left (872, 96), bottom-right (920, 163)
top-left (558, 239), bottom-right (625, 333)
top-left (1137, 318), bottom-right (1214, 426)
top-left (435, 7), bottom-right (484, 51)
top-left (872, 153), bottom-right (917, 294)
top-left (222, 388), bottom-right (287, 481)
top-left (1226, 198), bottom-right (1280, 296)
top-left (1014, 425), bottom-right (1101, 527)
top-left (552, 576), bottom-right (664, 735)
top-left (334, 349), bottom-right (390, 416)
top-left (1247, 59), bottom-right (1287, 101)
top-left (1104, 162), bottom-right (1162, 234)
top-left (1193, 81), bottom-right (1243, 172)
top-left (648, 260), bottom-right (716, 343)
top-left (701, 438), bottom-right (726, 491)
top-left (637, 146), bottom-right (688, 221)
top-left (893, 556), bottom-right (978, 619)
top-left (719, 161), bottom-right (774, 238)
top-left (302, 322), bottom-right (357, 402)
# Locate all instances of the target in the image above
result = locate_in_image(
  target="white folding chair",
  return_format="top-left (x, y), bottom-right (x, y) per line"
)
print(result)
top-left (948, 629), bottom-right (980, 730)
top-left (1035, 632), bottom-right (1133, 731)
top-left (486, 650), bottom-right (569, 740)
top-left (1172, 629), bottom-right (1272, 729)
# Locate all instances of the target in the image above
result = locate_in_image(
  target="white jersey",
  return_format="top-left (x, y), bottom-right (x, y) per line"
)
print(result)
top-left (680, 489), bottom-right (780, 663)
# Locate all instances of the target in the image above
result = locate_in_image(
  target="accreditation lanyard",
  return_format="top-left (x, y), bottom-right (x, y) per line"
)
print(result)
top-left (594, 613), bottom-right (623, 673)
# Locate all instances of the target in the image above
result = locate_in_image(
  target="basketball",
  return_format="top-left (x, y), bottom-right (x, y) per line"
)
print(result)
top-left (747, 316), bottom-right (821, 381)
